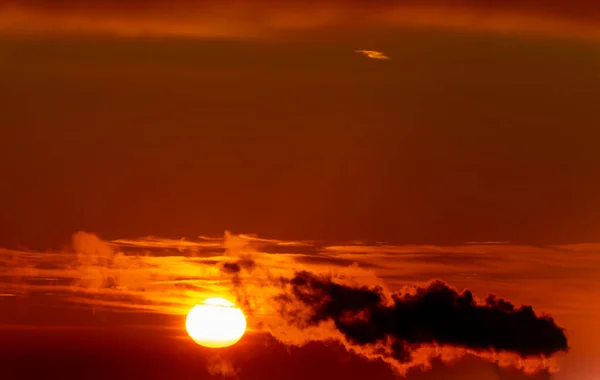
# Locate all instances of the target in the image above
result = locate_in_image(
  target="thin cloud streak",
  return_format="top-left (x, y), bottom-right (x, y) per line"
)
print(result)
top-left (3, 236), bottom-right (600, 317)
top-left (355, 50), bottom-right (391, 60)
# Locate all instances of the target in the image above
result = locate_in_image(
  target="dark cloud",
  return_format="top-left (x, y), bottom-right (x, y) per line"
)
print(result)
top-left (221, 257), bottom-right (256, 275)
top-left (220, 257), bottom-right (258, 314)
top-left (278, 271), bottom-right (568, 360)
top-left (218, 250), bottom-right (568, 374)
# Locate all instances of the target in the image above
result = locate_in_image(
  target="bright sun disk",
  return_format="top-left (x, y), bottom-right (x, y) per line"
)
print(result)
top-left (185, 297), bottom-right (247, 348)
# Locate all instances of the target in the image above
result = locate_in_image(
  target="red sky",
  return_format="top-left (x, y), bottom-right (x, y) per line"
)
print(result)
top-left (1, 1), bottom-right (599, 379)
top-left (1, 29), bottom-right (599, 249)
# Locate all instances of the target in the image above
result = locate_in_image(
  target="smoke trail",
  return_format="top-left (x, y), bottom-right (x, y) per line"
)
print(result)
top-left (222, 259), bottom-right (568, 375)
top-left (280, 271), bottom-right (567, 354)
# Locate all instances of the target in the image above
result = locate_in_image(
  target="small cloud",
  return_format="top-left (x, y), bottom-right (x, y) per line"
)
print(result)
top-left (207, 355), bottom-right (238, 379)
top-left (355, 49), bottom-right (390, 60)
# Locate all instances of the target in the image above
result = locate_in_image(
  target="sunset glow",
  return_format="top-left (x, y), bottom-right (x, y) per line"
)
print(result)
top-left (1, 0), bottom-right (599, 378)
top-left (185, 297), bottom-right (247, 348)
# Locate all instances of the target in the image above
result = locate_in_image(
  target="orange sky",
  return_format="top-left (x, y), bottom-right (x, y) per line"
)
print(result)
top-left (1, 29), bottom-right (599, 249)
top-left (1, 1), bottom-right (600, 379)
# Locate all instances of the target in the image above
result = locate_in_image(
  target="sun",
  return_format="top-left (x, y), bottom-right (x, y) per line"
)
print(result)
top-left (185, 297), bottom-right (247, 348)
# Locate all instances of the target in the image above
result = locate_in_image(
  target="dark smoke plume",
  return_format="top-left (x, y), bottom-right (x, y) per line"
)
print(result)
top-left (278, 271), bottom-right (568, 360)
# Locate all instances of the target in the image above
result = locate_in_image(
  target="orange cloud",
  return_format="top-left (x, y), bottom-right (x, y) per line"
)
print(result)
top-left (4, 231), bottom-right (597, 375)
top-left (1, 1), bottom-right (599, 40)
top-left (355, 50), bottom-right (391, 60)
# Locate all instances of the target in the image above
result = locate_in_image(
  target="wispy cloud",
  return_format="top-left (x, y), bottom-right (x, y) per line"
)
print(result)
top-left (3, 234), bottom-right (600, 318)
top-left (2, 232), bottom-right (600, 375)
top-left (355, 50), bottom-right (391, 60)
